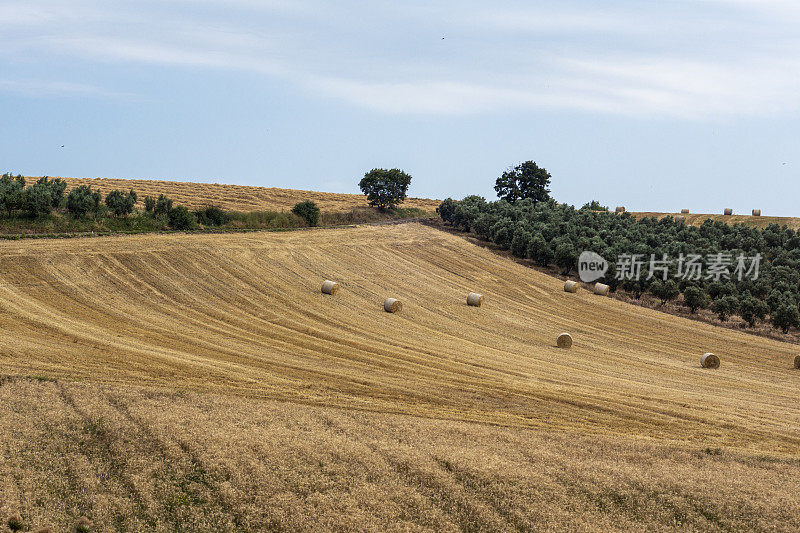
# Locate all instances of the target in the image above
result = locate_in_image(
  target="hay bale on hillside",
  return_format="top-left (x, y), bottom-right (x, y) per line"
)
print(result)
top-left (752, 209), bottom-right (761, 216)
top-left (556, 333), bottom-right (573, 349)
top-left (594, 283), bottom-right (610, 296)
top-left (794, 355), bottom-right (800, 369)
top-left (615, 206), bottom-right (626, 214)
top-left (467, 292), bottom-right (484, 307)
top-left (321, 280), bottom-right (339, 295)
top-left (724, 208), bottom-right (733, 216)
top-left (701, 353), bottom-right (720, 369)
top-left (384, 298), bottom-right (402, 313)
top-left (564, 280), bottom-right (579, 293)
top-left (681, 209), bottom-right (690, 214)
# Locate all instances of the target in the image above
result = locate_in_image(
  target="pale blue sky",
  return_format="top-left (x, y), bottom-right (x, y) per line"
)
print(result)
top-left (1, 1), bottom-right (799, 214)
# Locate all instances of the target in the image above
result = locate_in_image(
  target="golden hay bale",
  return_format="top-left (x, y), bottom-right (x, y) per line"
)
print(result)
top-left (723, 208), bottom-right (733, 216)
top-left (321, 280), bottom-right (339, 295)
top-left (615, 206), bottom-right (626, 213)
top-left (384, 298), bottom-right (402, 313)
top-left (701, 353), bottom-right (720, 369)
top-left (794, 355), bottom-right (800, 369)
top-left (564, 280), bottom-right (579, 293)
top-left (681, 209), bottom-right (690, 214)
top-left (556, 333), bottom-right (573, 349)
top-left (593, 283), bottom-right (610, 296)
top-left (467, 292), bottom-right (484, 307)
top-left (752, 209), bottom-right (761, 216)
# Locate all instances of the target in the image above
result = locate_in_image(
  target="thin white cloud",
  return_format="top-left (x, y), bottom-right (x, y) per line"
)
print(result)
top-left (2, 0), bottom-right (800, 118)
top-left (0, 79), bottom-right (139, 100)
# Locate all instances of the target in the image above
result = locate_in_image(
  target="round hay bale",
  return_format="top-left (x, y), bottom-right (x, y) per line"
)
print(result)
top-left (564, 280), bottom-right (579, 293)
top-left (467, 292), bottom-right (484, 307)
top-left (752, 209), bottom-right (761, 216)
top-left (723, 208), bottom-right (733, 216)
top-left (593, 283), bottom-right (610, 296)
top-left (615, 206), bottom-right (626, 213)
top-left (794, 355), bottom-right (800, 369)
top-left (701, 353), bottom-right (720, 369)
top-left (681, 208), bottom-right (690, 214)
top-left (556, 333), bottom-right (573, 349)
top-left (384, 298), bottom-right (402, 313)
top-left (321, 280), bottom-right (339, 295)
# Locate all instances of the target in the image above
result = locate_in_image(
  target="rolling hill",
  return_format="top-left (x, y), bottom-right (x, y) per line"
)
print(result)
top-left (47, 176), bottom-right (441, 213)
top-left (2, 222), bottom-right (800, 530)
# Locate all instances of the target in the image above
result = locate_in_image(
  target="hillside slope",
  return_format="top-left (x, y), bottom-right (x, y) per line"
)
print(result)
top-left (631, 211), bottom-right (800, 229)
top-left (1, 223), bottom-right (798, 452)
top-left (46, 176), bottom-right (441, 213)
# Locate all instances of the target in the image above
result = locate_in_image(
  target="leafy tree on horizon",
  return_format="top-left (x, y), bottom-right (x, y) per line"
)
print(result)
top-left (359, 168), bottom-right (412, 211)
top-left (494, 161), bottom-right (551, 204)
top-left (65, 185), bottom-right (101, 218)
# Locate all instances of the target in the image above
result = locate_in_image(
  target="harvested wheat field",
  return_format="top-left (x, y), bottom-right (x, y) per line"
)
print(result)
top-left (631, 211), bottom-right (800, 230)
top-left (48, 176), bottom-right (440, 213)
top-left (2, 222), bottom-right (800, 531)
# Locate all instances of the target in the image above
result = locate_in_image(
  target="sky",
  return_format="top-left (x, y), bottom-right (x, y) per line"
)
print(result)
top-left (1, 0), bottom-right (799, 215)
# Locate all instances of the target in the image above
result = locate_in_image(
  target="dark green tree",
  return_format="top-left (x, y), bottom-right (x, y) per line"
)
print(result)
top-left (36, 177), bottom-right (67, 207)
top-left (683, 286), bottom-right (709, 314)
top-left (650, 279), bottom-right (680, 305)
top-left (195, 205), bottom-right (229, 226)
top-left (167, 204), bottom-right (196, 230)
top-left (711, 295), bottom-right (739, 321)
top-left (292, 200), bottom-right (321, 226)
top-left (144, 196), bottom-right (156, 213)
top-left (105, 189), bottom-right (137, 216)
top-left (0, 174), bottom-right (26, 216)
top-left (359, 168), bottom-right (412, 210)
top-left (154, 194), bottom-right (173, 216)
top-left (23, 181), bottom-right (53, 217)
top-left (494, 161), bottom-right (551, 204)
top-left (65, 185), bottom-right (101, 218)
top-left (738, 293), bottom-right (769, 327)
top-left (772, 301), bottom-right (800, 333)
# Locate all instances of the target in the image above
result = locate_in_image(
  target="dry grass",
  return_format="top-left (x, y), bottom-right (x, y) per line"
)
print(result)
top-left (2, 378), bottom-right (800, 532)
top-left (3, 222), bottom-right (800, 530)
top-left (45, 176), bottom-right (440, 213)
top-left (631, 211), bottom-right (800, 229)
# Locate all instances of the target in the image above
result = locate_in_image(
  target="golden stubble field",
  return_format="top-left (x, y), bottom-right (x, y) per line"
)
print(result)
top-left (2, 222), bottom-right (800, 531)
top-left (50, 176), bottom-right (441, 213)
top-left (631, 211), bottom-right (800, 229)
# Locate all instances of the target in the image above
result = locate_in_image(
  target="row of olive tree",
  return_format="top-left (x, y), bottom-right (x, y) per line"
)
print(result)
top-left (437, 161), bottom-right (800, 334)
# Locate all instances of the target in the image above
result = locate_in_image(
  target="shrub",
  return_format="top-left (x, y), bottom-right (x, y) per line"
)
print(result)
top-left (144, 195), bottom-right (156, 212)
top-left (712, 295), bottom-right (739, 321)
top-left (650, 279), bottom-right (680, 305)
top-left (684, 286), bottom-right (710, 314)
top-left (66, 185), bottom-right (101, 218)
top-left (168, 205), bottom-right (197, 230)
top-left (36, 177), bottom-right (67, 207)
top-left (291, 200), bottom-right (321, 226)
top-left (0, 173), bottom-right (26, 216)
top-left (154, 194), bottom-right (173, 217)
top-left (23, 180), bottom-right (53, 217)
top-left (105, 189), bottom-right (137, 216)
top-left (359, 168), bottom-right (412, 210)
top-left (195, 205), bottom-right (230, 226)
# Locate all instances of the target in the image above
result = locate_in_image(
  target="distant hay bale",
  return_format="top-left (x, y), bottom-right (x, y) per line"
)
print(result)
top-left (615, 206), bottom-right (626, 213)
top-left (681, 209), bottom-right (690, 214)
top-left (321, 280), bottom-right (339, 295)
top-left (723, 208), bottom-right (733, 216)
top-left (384, 298), bottom-right (402, 313)
top-left (701, 353), bottom-right (720, 369)
top-left (593, 283), bottom-right (610, 296)
top-left (564, 280), bottom-right (578, 293)
top-left (675, 215), bottom-right (686, 224)
top-left (556, 333), bottom-right (573, 349)
top-left (467, 292), bottom-right (484, 307)
top-left (752, 209), bottom-right (761, 216)
top-left (794, 355), bottom-right (800, 369)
